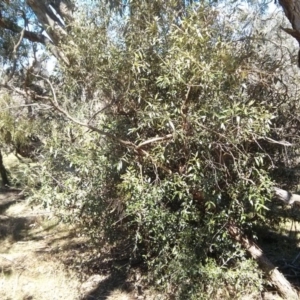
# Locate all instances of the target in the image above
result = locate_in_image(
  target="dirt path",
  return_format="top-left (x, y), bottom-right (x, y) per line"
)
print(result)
top-left (0, 190), bottom-right (137, 300)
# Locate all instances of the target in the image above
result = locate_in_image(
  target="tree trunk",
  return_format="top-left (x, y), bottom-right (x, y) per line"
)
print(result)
top-left (228, 223), bottom-right (299, 300)
top-left (279, 0), bottom-right (300, 66)
top-left (0, 1), bottom-right (73, 65)
top-left (26, 0), bottom-right (67, 45)
top-left (0, 150), bottom-right (9, 187)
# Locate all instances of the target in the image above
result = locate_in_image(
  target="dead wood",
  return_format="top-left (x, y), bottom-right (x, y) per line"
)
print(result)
top-left (228, 223), bottom-right (299, 300)
top-left (273, 187), bottom-right (300, 205)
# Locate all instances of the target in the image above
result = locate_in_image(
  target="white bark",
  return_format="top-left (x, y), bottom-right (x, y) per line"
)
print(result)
top-left (273, 187), bottom-right (300, 205)
top-left (26, 0), bottom-right (68, 45)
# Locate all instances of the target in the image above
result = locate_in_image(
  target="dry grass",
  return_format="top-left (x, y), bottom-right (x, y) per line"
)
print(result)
top-left (0, 199), bottom-right (81, 300)
top-left (0, 252), bottom-right (81, 300)
top-left (0, 198), bottom-right (137, 300)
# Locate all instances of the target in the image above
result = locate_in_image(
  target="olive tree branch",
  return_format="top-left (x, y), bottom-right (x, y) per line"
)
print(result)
top-left (42, 77), bottom-right (173, 173)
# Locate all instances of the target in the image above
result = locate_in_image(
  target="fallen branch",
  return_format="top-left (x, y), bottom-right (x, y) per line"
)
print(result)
top-left (273, 187), bottom-right (300, 205)
top-left (228, 223), bottom-right (299, 300)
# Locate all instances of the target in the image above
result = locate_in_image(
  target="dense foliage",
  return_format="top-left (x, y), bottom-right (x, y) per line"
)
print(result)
top-left (1, 0), bottom-right (300, 298)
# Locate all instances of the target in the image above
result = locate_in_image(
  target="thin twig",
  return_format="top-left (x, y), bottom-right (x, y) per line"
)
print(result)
top-left (88, 96), bottom-right (117, 124)
top-left (264, 137), bottom-right (293, 146)
top-left (137, 134), bottom-right (173, 149)
top-left (4, 10), bottom-right (27, 84)
top-left (0, 103), bottom-right (52, 111)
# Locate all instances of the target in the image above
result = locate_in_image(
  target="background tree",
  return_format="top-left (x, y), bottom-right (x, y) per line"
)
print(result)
top-left (278, 0), bottom-right (300, 66)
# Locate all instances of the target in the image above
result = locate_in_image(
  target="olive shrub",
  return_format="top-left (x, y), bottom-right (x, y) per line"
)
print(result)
top-left (31, 2), bottom-right (292, 298)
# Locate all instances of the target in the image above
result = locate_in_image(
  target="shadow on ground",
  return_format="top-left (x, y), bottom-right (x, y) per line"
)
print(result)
top-left (81, 270), bottom-right (133, 300)
top-left (0, 188), bottom-right (29, 244)
top-left (0, 188), bottom-right (24, 213)
top-left (0, 188), bottom-right (140, 300)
